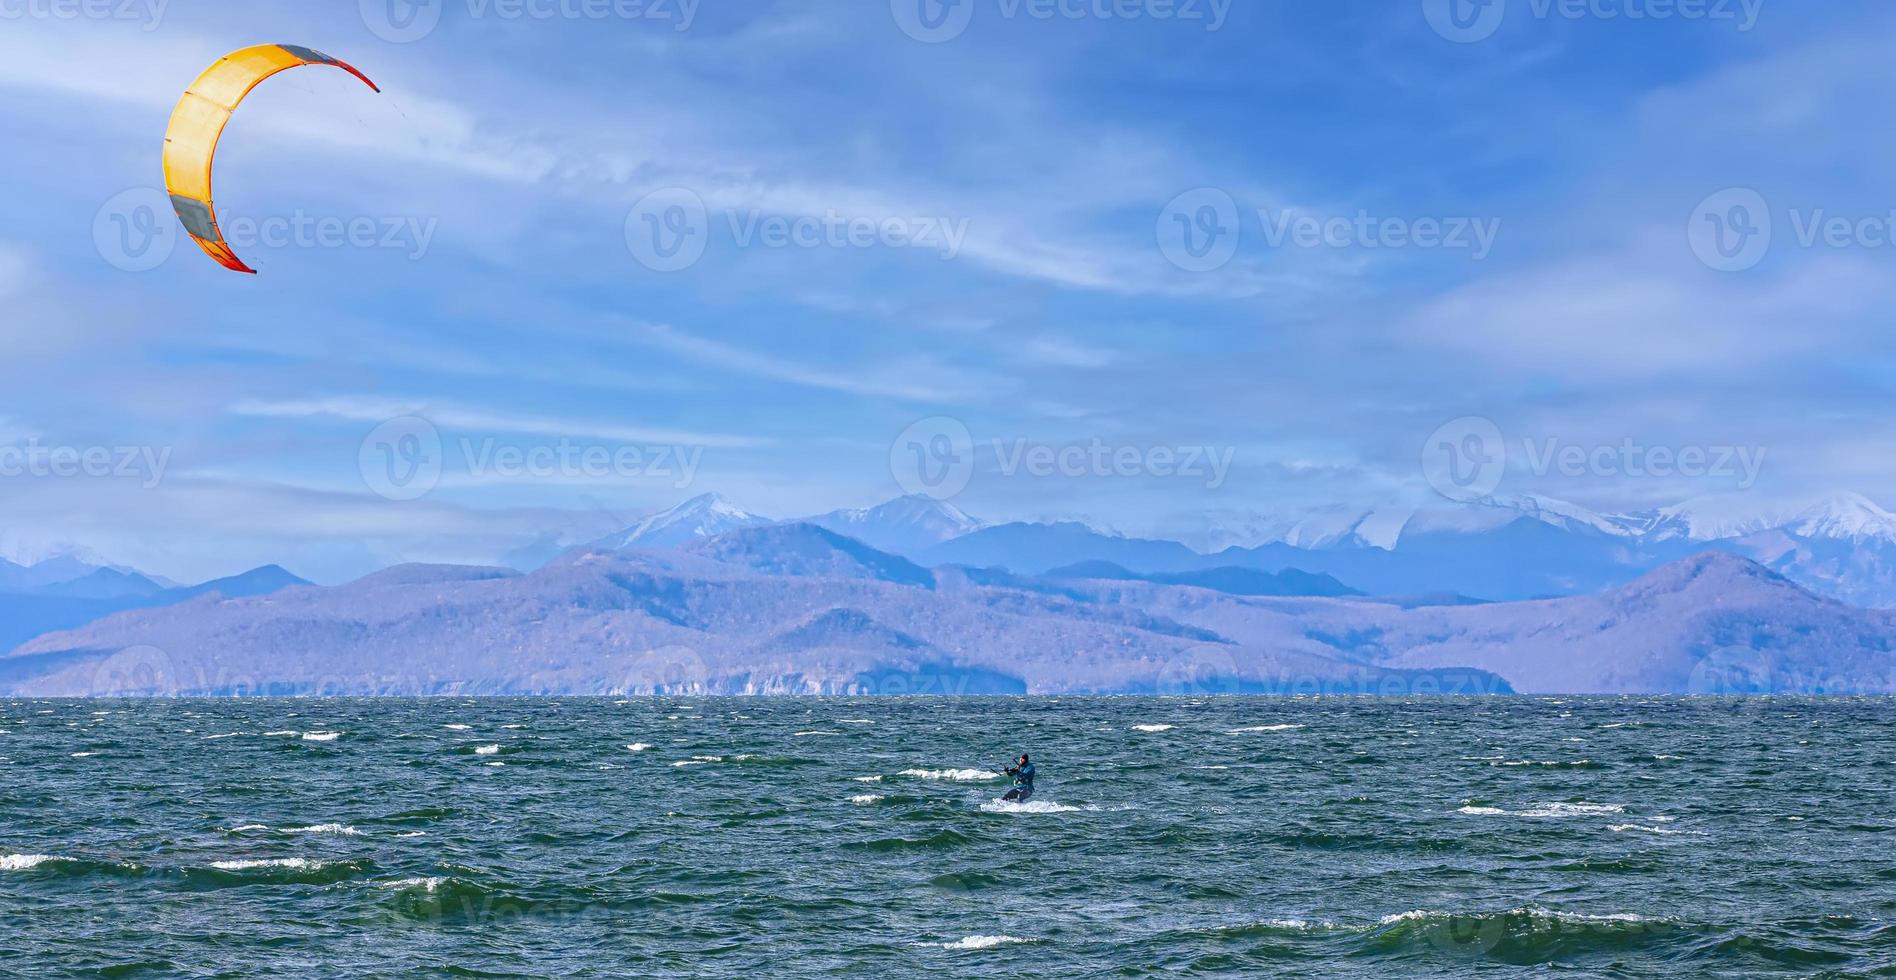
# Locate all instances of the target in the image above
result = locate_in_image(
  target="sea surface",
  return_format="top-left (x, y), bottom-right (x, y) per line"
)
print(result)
top-left (2, 697), bottom-right (1894, 978)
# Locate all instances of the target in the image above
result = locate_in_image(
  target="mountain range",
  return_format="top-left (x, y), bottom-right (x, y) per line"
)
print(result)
top-left (574, 490), bottom-right (1896, 609)
top-left (4, 522), bottom-right (1891, 696)
top-left (10, 490), bottom-right (1896, 696)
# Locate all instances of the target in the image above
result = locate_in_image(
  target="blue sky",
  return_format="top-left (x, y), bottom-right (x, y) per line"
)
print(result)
top-left (1, 0), bottom-right (1890, 582)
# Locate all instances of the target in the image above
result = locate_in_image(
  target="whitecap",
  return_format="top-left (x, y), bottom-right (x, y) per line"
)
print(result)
top-left (852, 775), bottom-right (883, 783)
top-left (848, 794), bottom-right (885, 804)
top-left (394, 831), bottom-right (426, 839)
top-left (202, 732), bottom-right (244, 740)
top-left (795, 730), bottom-right (843, 737)
top-left (262, 730), bottom-right (299, 737)
top-left (1227, 724), bottom-right (1303, 733)
top-left (926, 936), bottom-right (1033, 951)
top-left (1608, 823), bottom-right (1701, 836)
top-left (443, 724), bottom-right (472, 731)
top-left (838, 719), bottom-right (875, 725)
top-left (1459, 802), bottom-right (1625, 818)
top-left (474, 745), bottom-right (500, 756)
top-left (302, 732), bottom-right (341, 742)
top-left (1132, 724), bottom-right (1175, 733)
top-left (211, 858), bottom-right (318, 871)
top-left (70, 752), bottom-right (97, 758)
top-left (625, 743), bottom-right (653, 753)
top-left (226, 824), bottom-right (269, 833)
top-left (900, 768), bottom-right (997, 782)
top-left (379, 876), bottom-right (446, 891)
top-left (981, 800), bottom-right (1127, 814)
top-left (0, 854), bottom-right (68, 871)
top-left (282, 823), bottom-right (361, 836)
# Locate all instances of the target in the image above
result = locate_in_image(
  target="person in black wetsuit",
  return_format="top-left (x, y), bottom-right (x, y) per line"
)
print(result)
top-left (1002, 754), bottom-right (1036, 802)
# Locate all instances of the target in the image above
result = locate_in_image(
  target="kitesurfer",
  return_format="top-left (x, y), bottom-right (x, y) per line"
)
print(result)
top-left (1002, 754), bottom-right (1036, 802)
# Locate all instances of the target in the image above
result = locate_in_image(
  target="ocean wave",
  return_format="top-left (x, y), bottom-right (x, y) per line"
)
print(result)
top-left (225, 824), bottom-right (269, 833)
top-left (443, 724), bottom-right (471, 731)
top-left (848, 794), bottom-right (885, 804)
top-left (1368, 905), bottom-right (1676, 958)
top-left (980, 800), bottom-right (1109, 814)
top-left (474, 745), bottom-right (501, 756)
top-left (1228, 724), bottom-right (1304, 733)
top-left (839, 719), bottom-right (875, 725)
top-left (261, 731), bottom-right (299, 737)
top-left (70, 752), bottom-right (97, 758)
top-left (202, 732), bottom-right (245, 740)
top-left (209, 858), bottom-right (320, 870)
top-left (1459, 802), bottom-right (1626, 818)
top-left (379, 876), bottom-right (447, 892)
top-left (900, 768), bottom-right (999, 782)
top-left (852, 775), bottom-right (883, 783)
top-left (672, 756), bottom-right (722, 768)
top-left (1608, 823), bottom-right (1701, 836)
top-left (0, 854), bottom-right (70, 871)
top-left (302, 732), bottom-right (342, 742)
top-left (795, 730), bottom-right (843, 737)
top-left (1133, 724), bottom-right (1175, 732)
top-left (626, 743), bottom-right (652, 752)
top-left (924, 936), bottom-right (1034, 951)
top-left (282, 824), bottom-right (361, 836)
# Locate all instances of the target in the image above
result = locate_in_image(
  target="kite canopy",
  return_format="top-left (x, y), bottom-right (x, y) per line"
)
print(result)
top-left (161, 44), bottom-right (379, 274)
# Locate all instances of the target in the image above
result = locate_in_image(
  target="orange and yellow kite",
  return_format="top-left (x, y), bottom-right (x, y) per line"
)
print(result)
top-left (162, 45), bottom-right (379, 274)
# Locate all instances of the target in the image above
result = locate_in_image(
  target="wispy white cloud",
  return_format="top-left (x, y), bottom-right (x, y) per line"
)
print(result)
top-left (227, 395), bottom-right (767, 449)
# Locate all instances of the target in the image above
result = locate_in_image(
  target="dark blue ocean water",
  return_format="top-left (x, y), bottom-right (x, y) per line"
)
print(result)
top-left (2, 697), bottom-right (1893, 978)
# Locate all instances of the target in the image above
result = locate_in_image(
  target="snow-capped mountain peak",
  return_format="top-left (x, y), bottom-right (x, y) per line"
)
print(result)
top-left (1786, 492), bottom-right (1896, 543)
top-left (591, 494), bottom-right (770, 551)
top-left (805, 495), bottom-right (985, 557)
